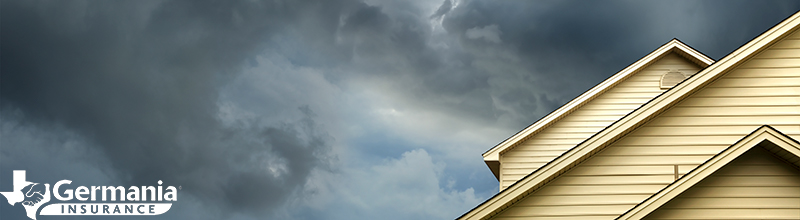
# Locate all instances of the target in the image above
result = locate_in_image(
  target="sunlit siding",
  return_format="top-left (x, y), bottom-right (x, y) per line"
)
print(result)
top-left (643, 147), bottom-right (800, 220)
top-left (500, 52), bottom-right (704, 189)
top-left (491, 29), bottom-right (800, 219)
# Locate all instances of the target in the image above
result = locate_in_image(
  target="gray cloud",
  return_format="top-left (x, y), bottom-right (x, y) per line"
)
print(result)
top-left (430, 0), bottom-right (453, 20)
top-left (466, 24), bottom-right (502, 43)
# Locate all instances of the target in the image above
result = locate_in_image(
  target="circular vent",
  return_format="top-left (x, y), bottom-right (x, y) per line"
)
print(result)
top-left (660, 69), bottom-right (686, 89)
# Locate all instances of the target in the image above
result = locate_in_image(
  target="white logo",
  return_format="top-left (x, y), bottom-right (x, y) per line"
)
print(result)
top-left (1, 170), bottom-right (177, 220)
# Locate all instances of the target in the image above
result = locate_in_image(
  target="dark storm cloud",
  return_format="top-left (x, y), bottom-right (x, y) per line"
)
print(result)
top-left (437, 0), bottom-right (800, 125)
top-left (0, 0), bottom-right (353, 216)
top-left (447, 0), bottom-right (800, 74)
top-left (3, 0), bottom-right (800, 219)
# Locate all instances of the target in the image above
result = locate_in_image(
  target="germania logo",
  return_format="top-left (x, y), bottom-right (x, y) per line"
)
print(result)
top-left (1, 170), bottom-right (178, 220)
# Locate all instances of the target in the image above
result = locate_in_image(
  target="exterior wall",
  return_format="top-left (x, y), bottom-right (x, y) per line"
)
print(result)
top-left (643, 146), bottom-right (800, 220)
top-left (500, 52), bottom-right (704, 189)
top-left (491, 29), bottom-right (800, 219)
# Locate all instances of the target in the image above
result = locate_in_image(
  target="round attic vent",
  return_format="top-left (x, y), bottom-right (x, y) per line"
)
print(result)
top-left (660, 69), bottom-right (686, 89)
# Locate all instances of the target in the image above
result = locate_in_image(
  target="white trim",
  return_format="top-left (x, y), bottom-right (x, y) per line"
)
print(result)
top-left (618, 126), bottom-right (800, 219)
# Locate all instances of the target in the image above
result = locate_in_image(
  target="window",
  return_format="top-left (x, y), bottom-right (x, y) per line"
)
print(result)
top-left (660, 69), bottom-right (686, 89)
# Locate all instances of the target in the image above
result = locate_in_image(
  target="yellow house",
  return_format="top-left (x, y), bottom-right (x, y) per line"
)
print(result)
top-left (459, 10), bottom-right (800, 220)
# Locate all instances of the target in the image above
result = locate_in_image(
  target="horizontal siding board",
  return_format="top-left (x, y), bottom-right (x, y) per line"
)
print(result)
top-left (589, 97), bottom-right (655, 104)
top-left (624, 77), bottom-right (661, 83)
top-left (566, 165), bottom-right (698, 176)
top-left (553, 121), bottom-right (618, 127)
top-left (609, 87), bottom-right (672, 93)
top-left (705, 77), bottom-right (800, 87)
top-left (544, 126), bottom-right (611, 133)
top-left (501, 162), bottom-right (548, 169)
top-left (512, 144), bottom-right (575, 151)
top-left (710, 165), bottom-right (800, 176)
top-left (613, 135), bottom-right (743, 146)
top-left (600, 146), bottom-right (726, 156)
top-left (534, 185), bottom-right (667, 196)
top-left (498, 204), bottom-right (634, 217)
top-left (525, 130), bottom-right (595, 139)
top-left (578, 103), bottom-right (649, 110)
top-left (645, 67), bottom-right (701, 72)
top-left (740, 58), bottom-right (800, 68)
top-left (681, 96), bottom-right (800, 107)
top-left (789, 29), bottom-right (800, 39)
top-left (715, 164), bottom-right (800, 173)
top-left (503, 150), bottom-right (568, 157)
top-left (771, 38), bottom-right (800, 48)
top-left (550, 175), bottom-right (674, 185)
top-left (599, 92), bottom-right (663, 99)
top-left (626, 72), bottom-right (663, 77)
top-left (645, 209), bottom-right (800, 219)
top-left (678, 97), bottom-right (800, 107)
top-left (503, 168), bottom-right (545, 175)
top-left (694, 87), bottom-right (800, 97)
top-left (675, 186), bottom-right (800, 197)
top-left (614, 81), bottom-right (660, 87)
top-left (559, 114), bottom-right (630, 121)
top-left (632, 125), bottom-right (800, 136)
top-left (725, 68), bottom-right (800, 77)
top-left (647, 115), bottom-right (800, 126)
top-left (510, 138), bottom-right (592, 145)
top-left (501, 175), bottom-right (527, 182)
top-left (568, 109), bottom-right (631, 116)
top-left (662, 198), bottom-right (800, 208)
top-left (581, 155), bottom-right (712, 166)
top-left (502, 156), bottom-right (562, 163)
top-left (661, 106), bottom-right (800, 116)
top-left (514, 194), bottom-right (651, 206)
top-left (689, 176), bottom-right (800, 186)
top-left (754, 48), bottom-right (800, 58)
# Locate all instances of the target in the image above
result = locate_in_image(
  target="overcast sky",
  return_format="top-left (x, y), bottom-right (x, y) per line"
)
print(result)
top-left (2, 1), bottom-right (799, 220)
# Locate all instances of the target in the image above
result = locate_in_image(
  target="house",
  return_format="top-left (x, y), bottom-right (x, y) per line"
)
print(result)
top-left (459, 10), bottom-right (800, 220)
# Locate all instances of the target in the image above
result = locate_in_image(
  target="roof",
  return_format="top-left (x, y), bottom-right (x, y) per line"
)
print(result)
top-left (460, 9), bottom-right (800, 220)
top-left (482, 39), bottom-right (713, 177)
top-left (617, 125), bottom-right (800, 219)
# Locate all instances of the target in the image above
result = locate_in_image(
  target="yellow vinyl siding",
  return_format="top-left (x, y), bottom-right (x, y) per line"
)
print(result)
top-left (491, 29), bottom-right (800, 219)
top-left (499, 52), bottom-right (704, 189)
top-left (643, 147), bottom-right (800, 220)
